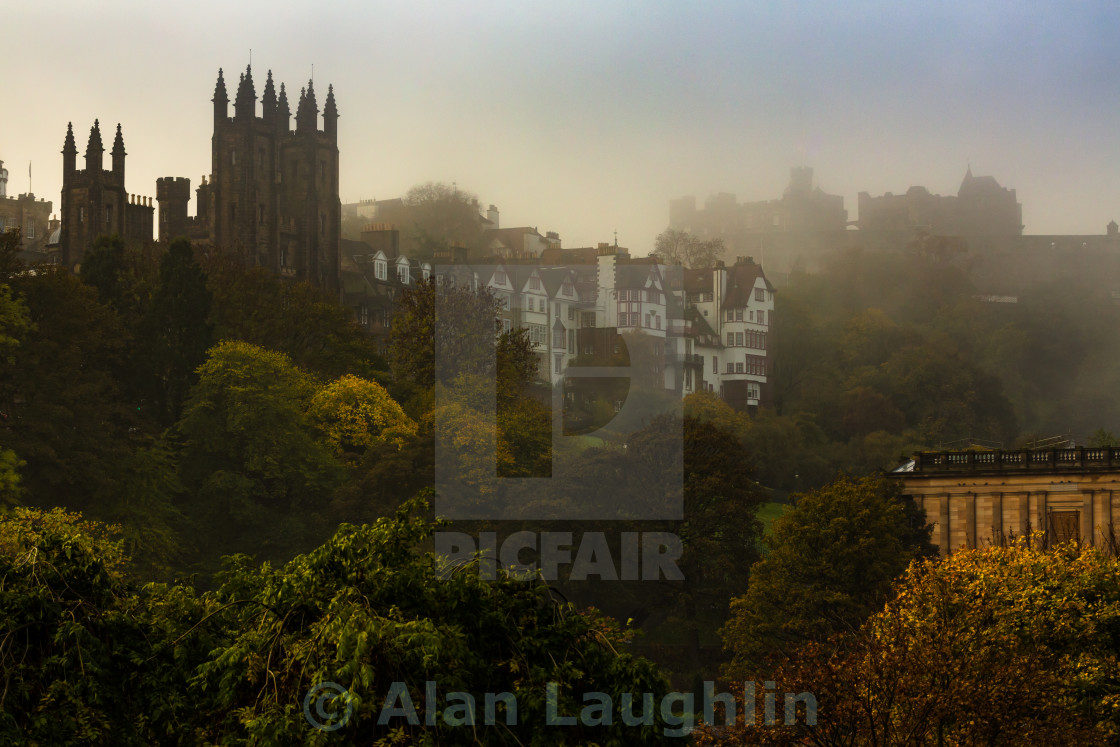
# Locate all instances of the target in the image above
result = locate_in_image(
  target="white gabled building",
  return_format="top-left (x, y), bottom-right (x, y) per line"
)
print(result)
top-left (681, 256), bottom-right (774, 409)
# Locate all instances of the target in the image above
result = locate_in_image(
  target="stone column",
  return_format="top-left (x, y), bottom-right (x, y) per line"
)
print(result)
top-left (1082, 491), bottom-right (1094, 547)
top-left (939, 494), bottom-right (950, 557)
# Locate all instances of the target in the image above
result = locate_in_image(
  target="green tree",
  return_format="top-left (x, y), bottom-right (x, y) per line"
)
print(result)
top-left (402, 181), bottom-right (484, 259)
top-left (174, 341), bottom-right (344, 565)
top-left (78, 234), bottom-right (128, 310)
top-left (0, 272), bottom-right (30, 508)
top-left (309, 373), bottom-right (418, 453)
top-left (653, 229), bottom-right (724, 268)
top-left (0, 265), bottom-right (133, 507)
top-left (135, 237), bottom-right (213, 426)
top-left (0, 500), bottom-right (678, 745)
top-left (697, 540), bottom-right (1118, 745)
top-left (721, 475), bottom-right (936, 678)
top-left (653, 415), bottom-right (767, 663)
top-left (201, 251), bottom-right (384, 381)
top-left (389, 276), bottom-right (500, 389)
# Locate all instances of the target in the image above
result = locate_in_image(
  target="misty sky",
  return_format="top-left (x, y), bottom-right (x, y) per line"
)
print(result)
top-left (8, 1), bottom-right (1120, 251)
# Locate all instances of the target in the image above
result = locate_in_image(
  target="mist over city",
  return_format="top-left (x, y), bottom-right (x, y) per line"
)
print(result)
top-left (8, 2), bottom-right (1120, 247)
top-left (6, 2), bottom-right (1120, 744)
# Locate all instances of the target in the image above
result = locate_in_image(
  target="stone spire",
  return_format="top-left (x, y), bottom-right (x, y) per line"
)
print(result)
top-left (277, 82), bottom-right (291, 131)
top-left (323, 83), bottom-right (338, 139)
top-left (296, 80), bottom-right (318, 133)
top-left (111, 123), bottom-right (126, 177)
top-left (85, 119), bottom-right (104, 171)
top-left (235, 64), bottom-right (256, 119)
top-left (62, 122), bottom-right (77, 175)
top-left (262, 69), bottom-right (277, 121)
top-left (213, 68), bottom-right (229, 122)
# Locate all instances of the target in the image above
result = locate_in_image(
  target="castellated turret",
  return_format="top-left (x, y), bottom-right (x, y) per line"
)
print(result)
top-left (156, 176), bottom-right (191, 242)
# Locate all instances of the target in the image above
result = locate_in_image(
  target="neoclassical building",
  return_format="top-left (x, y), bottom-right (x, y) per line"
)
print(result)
top-left (893, 448), bottom-right (1120, 555)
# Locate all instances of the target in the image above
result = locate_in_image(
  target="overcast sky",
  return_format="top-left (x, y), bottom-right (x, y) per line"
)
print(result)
top-left (7, 1), bottom-right (1120, 251)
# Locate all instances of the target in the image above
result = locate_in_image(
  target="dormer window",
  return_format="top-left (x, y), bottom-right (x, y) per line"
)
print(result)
top-left (375, 260), bottom-right (387, 280)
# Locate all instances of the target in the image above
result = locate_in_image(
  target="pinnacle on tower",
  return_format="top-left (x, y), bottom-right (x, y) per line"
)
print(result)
top-left (111, 123), bottom-right (126, 177)
top-left (62, 122), bottom-right (77, 174)
top-left (296, 82), bottom-right (319, 132)
top-left (112, 123), bottom-right (126, 156)
top-left (323, 83), bottom-right (338, 138)
top-left (213, 67), bottom-right (229, 122)
top-left (62, 122), bottom-right (77, 155)
top-left (303, 79), bottom-right (318, 116)
top-left (86, 120), bottom-right (104, 158)
top-left (213, 67), bottom-right (228, 103)
top-left (277, 81), bottom-right (291, 128)
top-left (85, 119), bottom-right (104, 172)
top-left (235, 65), bottom-right (257, 118)
top-left (262, 69), bottom-right (277, 114)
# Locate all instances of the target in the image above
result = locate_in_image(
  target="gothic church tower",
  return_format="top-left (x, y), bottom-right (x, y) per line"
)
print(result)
top-left (198, 65), bottom-right (341, 291)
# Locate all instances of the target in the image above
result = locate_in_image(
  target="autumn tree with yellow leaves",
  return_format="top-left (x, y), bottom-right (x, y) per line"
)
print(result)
top-left (700, 539), bottom-right (1120, 745)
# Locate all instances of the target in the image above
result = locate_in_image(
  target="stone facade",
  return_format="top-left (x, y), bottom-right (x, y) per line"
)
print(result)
top-left (669, 168), bottom-right (849, 274)
top-left (134, 65), bottom-right (342, 291)
top-left (0, 160), bottom-right (54, 259)
top-left (177, 66), bottom-right (341, 291)
top-left (857, 167), bottom-right (1023, 239)
top-left (893, 448), bottom-right (1120, 556)
top-left (58, 121), bottom-right (154, 268)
